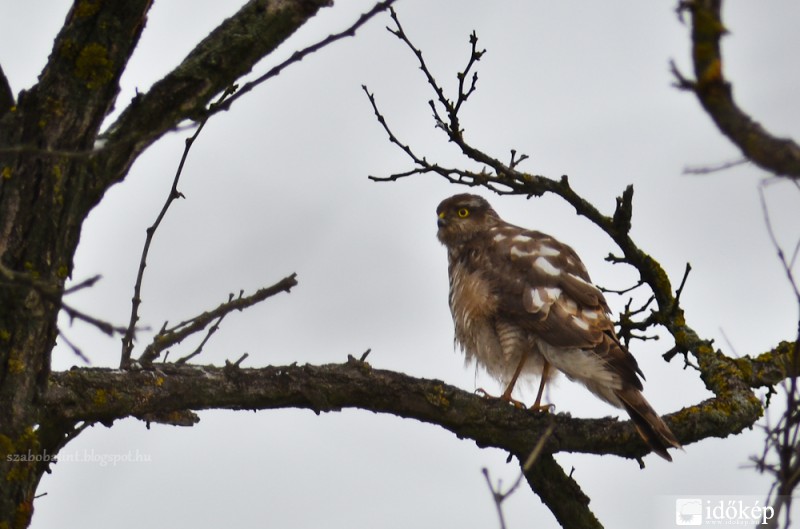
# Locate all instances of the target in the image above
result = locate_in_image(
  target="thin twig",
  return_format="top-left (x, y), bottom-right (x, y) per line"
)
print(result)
top-left (174, 293), bottom-right (234, 365)
top-left (674, 263), bottom-right (692, 308)
top-left (204, 0), bottom-right (396, 119)
top-left (120, 87), bottom-right (236, 367)
top-left (63, 275), bottom-right (102, 295)
top-left (482, 424), bottom-right (554, 529)
top-left (755, 181), bottom-right (800, 528)
top-left (57, 330), bottom-right (91, 364)
top-left (759, 183), bottom-right (800, 303)
top-left (683, 158), bottom-right (749, 175)
top-left (138, 274), bottom-right (298, 365)
top-left (62, 300), bottom-right (128, 336)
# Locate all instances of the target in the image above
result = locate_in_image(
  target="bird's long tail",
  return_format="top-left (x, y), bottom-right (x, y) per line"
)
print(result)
top-left (615, 388), bottom-right (681, 461)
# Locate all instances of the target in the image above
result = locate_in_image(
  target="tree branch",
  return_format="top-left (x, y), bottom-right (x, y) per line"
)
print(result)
top-left (206, 0), bottom-right (396, 119)
top-left (523, 453), bottom-right (603, 529)
top-left (46, 353), bottom-right (779, 459)
top-left (41, 342), bottom-right (791, 526)
top-left (137, 274), bottom-right (298, 365)
top-left (120, 87), bottom-right (235, 367)
top-left (674, 0), bottom-right (800, 178)
top-left (361, 14), bottom-right (800, 523)
top-left (364, 11), bottom-right (799, 404)
top-left (97, 0), bottom-right (392, 191)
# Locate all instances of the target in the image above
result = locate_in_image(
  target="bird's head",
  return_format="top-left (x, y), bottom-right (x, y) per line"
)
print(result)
top-left (436, 193), bottom-right (500, 246)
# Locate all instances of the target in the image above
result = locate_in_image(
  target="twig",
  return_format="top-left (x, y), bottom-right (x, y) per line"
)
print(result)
top-left (754, 181), bottom-right (800, 527)
top-left (599, 280), bottom-right (645, 296)
top-left (57, 330), bottom-right (91, 364)
top-left (63, 275), bottom-right (102, 295)
top-left (508, 149), bottom-right (529, 170)
top-left (674, 263), bottom-right (692, 308)
top-left (120, 87), bottom-right (236, 368)
top-left (204, 0), bottom-right (397, 119)
top-left (174, 293), bottom-right (234, 365)
top-left (683, 158), bottom-right (749, 175)
top-left (759, 183), bottom-right (800, 303)
top-left (62, 300), bottom-right (128, 336)
top-left (482, 424), bottom-right (554, 529)
top-left (138, 274), bottom-right (298, 365)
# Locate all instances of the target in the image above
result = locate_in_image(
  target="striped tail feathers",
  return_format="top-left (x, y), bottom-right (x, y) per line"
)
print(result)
top-left (615, 388), bottom-right (681, 461)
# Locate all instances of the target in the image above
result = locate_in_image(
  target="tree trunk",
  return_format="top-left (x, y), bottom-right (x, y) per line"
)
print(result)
top-left (0, 1), bottom-right (332, 525)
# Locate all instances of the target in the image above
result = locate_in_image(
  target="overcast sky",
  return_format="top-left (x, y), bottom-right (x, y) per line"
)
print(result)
top-left (2, 1), bottom-right (799, 527)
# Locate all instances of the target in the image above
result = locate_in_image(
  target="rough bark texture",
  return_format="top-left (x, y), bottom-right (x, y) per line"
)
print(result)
top-left (679, 0), bottom-right (800, 178)
top-left (0, 1), bottom-right (797, 528)
top-left (0, 1), bottom-right (331, 527)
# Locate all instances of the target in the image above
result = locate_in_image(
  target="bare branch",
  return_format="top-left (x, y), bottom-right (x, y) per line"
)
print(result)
top-left (683, 157), bottom-right (749, 175)
top-left (138, 274), bottom-right (298, 365)
top-left (57, 331), bottom-right (91, 364)
top-left (62, 301), bottom-right (128, 337)
top-left (175, 293), bottom-right (233, 365)
top-left (522, 453), bottom-right (603, 529)
top-left (43, 360), bottom-right (736, 458)
top-left (207, 1), bottom-right (397, 119)
top-left (483, 422), bottom-right (555, 529)
top-left (754, 180), bottom-right (800, 527)
top-left (676, 0), bottom-right (800, 178)
top-left (63, 275), bottom-right (102, 295)
top-left (120, 88), bottom-right (235, 367)
top-left (99, 0), bottom-right (394, 190)
top-left (759, 183), bottom-right (800, 304)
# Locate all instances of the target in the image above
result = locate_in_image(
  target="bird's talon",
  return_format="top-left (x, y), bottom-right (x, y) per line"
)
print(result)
top-left (475, 388), bottom-right (526, 408)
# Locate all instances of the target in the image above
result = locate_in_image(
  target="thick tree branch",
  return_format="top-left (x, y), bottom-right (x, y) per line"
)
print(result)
top-left (523, 453), bottom-right (603, 529)
top-left (44, 354), bottom-right (776, 459)
top-left (674, 0), bottom-right (800, 178)
top-left (97, 0), bottom-right (393, 194)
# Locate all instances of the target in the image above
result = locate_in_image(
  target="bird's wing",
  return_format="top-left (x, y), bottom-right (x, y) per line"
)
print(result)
top-left (485, 224), bottom-right (643, 388)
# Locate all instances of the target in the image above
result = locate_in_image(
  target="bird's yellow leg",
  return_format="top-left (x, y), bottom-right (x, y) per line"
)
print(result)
top-left (475, 353), bottom-right (528, 409)
top-left (501, 353), bottom-right (527, 402)
top-left (530, 360), bottom-right (554, 413)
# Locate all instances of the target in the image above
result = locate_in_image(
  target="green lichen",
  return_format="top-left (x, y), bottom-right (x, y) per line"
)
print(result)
top-left (3, 428), bottom-right (41, 483)
top-left (425, 384), bottom-right (451, 409)
top-left (56, 265), bottom-right (69, 280)
top-left (93, 389), bottom-right (107, 406)
top-left (74, 0), bottom-right (102, 18)
top-left (1, 167), bottom-right (11, 180)
top-left (0, 329), bottom-right (10, 341)
top-left (6, 357), bottom-right (24, 375)
top-left (75, 43), bottom-right (113, 89)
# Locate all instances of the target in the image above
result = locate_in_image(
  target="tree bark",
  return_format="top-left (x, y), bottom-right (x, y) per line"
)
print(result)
top-left (0, 1), bottom-right (332, 526)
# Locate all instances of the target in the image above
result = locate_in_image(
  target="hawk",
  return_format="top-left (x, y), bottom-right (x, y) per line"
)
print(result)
top-left (436, 193), bottom-right (681, 461)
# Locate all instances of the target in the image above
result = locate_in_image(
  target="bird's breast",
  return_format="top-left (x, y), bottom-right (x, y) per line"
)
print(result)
top-left (447, 259), bottom-right (499, 353)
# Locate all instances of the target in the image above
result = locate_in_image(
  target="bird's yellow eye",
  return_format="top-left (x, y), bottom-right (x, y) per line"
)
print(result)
top-left (457, 208), bottom-right (470, 218)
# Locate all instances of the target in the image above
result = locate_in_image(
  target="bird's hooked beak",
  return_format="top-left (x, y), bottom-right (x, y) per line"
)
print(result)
top-left (437, 211), bottom-right (447, 229)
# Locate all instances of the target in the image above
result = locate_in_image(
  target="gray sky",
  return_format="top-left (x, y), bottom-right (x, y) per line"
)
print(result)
top-left (3, 1), bottom-right (799, 527)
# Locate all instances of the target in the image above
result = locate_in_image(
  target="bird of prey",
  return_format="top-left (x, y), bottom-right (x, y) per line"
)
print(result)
top-left (436, 193), bottom-right (680, 460)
